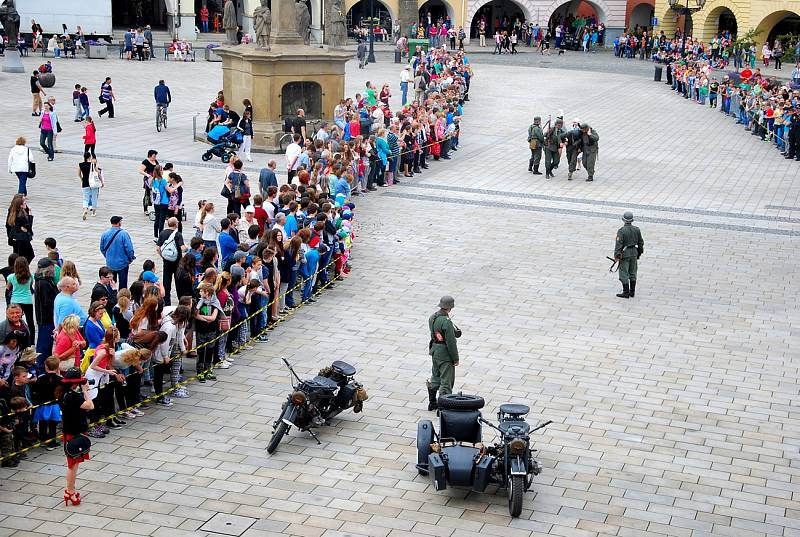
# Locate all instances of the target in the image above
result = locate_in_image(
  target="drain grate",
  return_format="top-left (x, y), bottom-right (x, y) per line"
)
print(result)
top-left (200, 513), bottom-right (257, 536)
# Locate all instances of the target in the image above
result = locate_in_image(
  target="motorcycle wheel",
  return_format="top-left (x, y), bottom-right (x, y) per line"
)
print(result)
top-left (437, 393), bottom-right (485, 411)
top-left (267, 421), bottom-right (288, 454)
top-left (508, 475), bottom-right (525, 517)
top-left (416, 419), bottom-right (435, 475)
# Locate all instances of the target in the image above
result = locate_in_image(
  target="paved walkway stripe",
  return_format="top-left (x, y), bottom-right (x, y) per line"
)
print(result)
top-left (410, 182), bottom-right (800, 224)
top-left (383, 191), bottom-right (800, 236)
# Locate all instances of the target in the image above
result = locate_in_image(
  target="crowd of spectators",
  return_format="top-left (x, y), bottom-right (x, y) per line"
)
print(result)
top-left (664, 58), bottom-right (800, 160)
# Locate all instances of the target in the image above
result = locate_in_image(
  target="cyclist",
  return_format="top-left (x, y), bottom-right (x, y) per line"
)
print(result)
top-left (154, 79), bottom-right (171, 123)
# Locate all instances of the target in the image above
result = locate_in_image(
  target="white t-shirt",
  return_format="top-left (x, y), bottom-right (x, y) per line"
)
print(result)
top-left (285, 143), bottom-right (302, 171)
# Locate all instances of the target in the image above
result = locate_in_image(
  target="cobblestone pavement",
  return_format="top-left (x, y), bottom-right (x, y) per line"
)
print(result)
top-left (0, 51), bottom-right (798, 537)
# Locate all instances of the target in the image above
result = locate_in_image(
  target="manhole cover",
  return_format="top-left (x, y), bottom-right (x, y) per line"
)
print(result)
top-left (200, 513), bottom-right (257, 536)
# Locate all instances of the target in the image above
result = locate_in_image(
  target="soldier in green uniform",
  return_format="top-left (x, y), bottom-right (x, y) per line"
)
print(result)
top-left (614, 211), bottom-right (644, 298)
top-left (527, 116), bottom-right (545, 175)
top-left (426, 295), bottom-right (460, 410)
top-left (543, 118), bottom-right (566, 179)
top-left (565, 120), bottom-right (582, 180)
top-left (580, 123), bottom-right (599, 182)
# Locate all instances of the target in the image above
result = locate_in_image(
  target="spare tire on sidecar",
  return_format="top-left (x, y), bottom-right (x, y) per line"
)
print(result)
top-left (415, 393), bottom-right (552, 517)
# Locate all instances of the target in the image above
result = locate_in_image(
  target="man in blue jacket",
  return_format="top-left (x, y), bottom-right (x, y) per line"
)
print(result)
top-left (99, 216), bottom-right (136, 289)
top-left (154, 79), bottom-right (171, 120)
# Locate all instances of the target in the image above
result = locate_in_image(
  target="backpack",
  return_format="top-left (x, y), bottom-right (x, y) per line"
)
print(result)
top-left (159, 230), bottom-right (179, 262)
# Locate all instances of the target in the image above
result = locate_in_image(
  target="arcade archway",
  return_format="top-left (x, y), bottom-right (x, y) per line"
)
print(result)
top-left (547, 0), bottom-right (606, 33)
top-left (347, 0), bottom-right (394, 36)
top-left (628, 2), bottom-right (653, 30)
top-left (418, 0), bottom-right (456, 27)
top-left (470, 0), bottom-right (528, 38)
top-left (755, 10), bottom-right (800, 45)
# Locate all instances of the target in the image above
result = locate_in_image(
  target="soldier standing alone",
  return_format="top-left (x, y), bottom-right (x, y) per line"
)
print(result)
top-left (543, 118), bottom-right (566, 179)
top-left (527, 117), bottom-right (544, 175)
top-left (614, 212), bottom-right (644, 298)
top-left (426, 296), bottom-right (460, 410)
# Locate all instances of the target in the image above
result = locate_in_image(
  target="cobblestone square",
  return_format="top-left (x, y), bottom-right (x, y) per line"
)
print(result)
top-left (0, 50), bottom-right (797, 537)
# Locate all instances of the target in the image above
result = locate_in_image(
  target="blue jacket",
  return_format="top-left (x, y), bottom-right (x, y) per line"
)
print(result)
top-left (99, 227), bottom-right (135, 271)
top-left (154, 84), bottom-right (171, 104)
top-left (301, 248), bottom-right (320, 278)
top-left (218, 231), bottom-right (238, 266)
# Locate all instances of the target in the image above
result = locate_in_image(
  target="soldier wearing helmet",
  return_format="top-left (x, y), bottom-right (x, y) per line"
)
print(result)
top-left (614, 212), bottom-right (644, 298)
top-left (426, 295), bottom-right (461, 410)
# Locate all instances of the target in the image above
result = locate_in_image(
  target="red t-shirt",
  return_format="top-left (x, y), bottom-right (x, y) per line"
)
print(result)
top-left (54, 330), bottom-right (85, 368)
top-left (253, 206), bottom-right (269, 237)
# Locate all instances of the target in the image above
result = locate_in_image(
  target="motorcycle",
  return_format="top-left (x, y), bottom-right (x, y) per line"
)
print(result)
top-left (416, 393), bottom-right (552, 517)
top-left (267, 357), bottom-right (368, 454)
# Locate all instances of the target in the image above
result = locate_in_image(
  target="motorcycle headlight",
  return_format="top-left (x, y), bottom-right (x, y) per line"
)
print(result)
top-left (508, 438), bottom-right (527, 455)
top-left (291, 391), bottom-right (307, 406)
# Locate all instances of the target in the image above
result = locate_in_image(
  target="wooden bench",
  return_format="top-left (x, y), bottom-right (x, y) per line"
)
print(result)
top-left (163, 42), bottom-right (196, 61)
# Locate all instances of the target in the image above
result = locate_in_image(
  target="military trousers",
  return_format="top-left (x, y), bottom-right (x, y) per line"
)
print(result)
top-left (430, 356), bottom-right (456, 395)
top-left (529, 146), bottom-right (542, 169)
top-left (544, 149), bottom-right (560, 173)
top-left (584, 151), bottom-right (597, 177)
top-left (567, 150), bottom-right (578, 172)
top-left (618, 256), bottom-right (638, 285)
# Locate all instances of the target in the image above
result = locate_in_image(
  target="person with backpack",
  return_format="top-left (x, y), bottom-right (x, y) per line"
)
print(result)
top-left (155, 217), bottom-right (185, 306)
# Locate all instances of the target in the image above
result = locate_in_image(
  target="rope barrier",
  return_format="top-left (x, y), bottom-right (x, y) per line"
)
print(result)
top-left (0, 256), bottom-right (343, 462)
top-left (0, 253), bottom-right (343, 459)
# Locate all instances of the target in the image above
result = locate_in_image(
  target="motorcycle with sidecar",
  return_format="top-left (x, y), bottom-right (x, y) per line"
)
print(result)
top-left (416, 393), bottom-right (552, 517)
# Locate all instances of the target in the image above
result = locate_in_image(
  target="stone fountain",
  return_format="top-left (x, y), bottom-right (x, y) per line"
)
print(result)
top-left (214, 0), bottom-right (352, 152)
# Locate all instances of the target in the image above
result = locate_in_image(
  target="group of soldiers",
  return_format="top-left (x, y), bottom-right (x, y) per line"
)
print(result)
top-left (527, 116), bottom-right (599, 181)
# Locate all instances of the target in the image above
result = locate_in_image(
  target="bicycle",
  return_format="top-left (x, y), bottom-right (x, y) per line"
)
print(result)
top-left (156, 104), bottom-right (168, 132)
top-left (278, 132), bottom-right (293, 152)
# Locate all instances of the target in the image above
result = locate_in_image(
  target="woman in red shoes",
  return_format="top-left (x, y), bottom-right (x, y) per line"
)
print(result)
top-left (57, 367), bottom-right (94, 506)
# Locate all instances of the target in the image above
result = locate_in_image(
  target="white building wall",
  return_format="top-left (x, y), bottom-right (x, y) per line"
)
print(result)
top-left (17, 0), bottom-right (113, 35)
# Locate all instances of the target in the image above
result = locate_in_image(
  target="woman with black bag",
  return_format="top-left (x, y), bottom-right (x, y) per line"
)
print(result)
top-left (57, 367), bottom-right (94, 507)
top-left (6, 194), bottom-right (34, 262)
top-left (7, 137), bottom-right (35, 195)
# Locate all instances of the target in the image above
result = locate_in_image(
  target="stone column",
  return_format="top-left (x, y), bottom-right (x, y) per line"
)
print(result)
top-left (398, 0), bottom-right (418, 37)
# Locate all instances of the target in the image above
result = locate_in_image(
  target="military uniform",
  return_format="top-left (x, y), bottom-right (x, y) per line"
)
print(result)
top-left (543, 120), bottom-right (566, 178)
top-left (565, 127), bottom-right (582, 179)
top-left (527, 118), bottom-right (545, 175)
top-left (614, 212), bottom-right (644, 298)
top-left (426, 296), bottom-right (460, 410)
top-left (580, 123), bottom-right (599, 181)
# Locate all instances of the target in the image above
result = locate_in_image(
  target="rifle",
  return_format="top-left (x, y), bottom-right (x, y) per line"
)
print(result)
top-left (606, 256), bottom-right (619, 273)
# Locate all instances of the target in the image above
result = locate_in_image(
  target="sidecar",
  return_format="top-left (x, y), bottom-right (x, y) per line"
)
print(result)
top-left (416, 393), bottom-right (494, 491)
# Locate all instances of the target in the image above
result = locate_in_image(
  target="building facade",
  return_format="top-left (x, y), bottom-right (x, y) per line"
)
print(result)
top-left (653, 0), bottom-right (800, 46)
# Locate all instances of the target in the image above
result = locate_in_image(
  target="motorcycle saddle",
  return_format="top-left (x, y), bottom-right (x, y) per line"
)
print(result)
top-left (331, 360), bottom-right (356, 377)
top-left (500, 404), bottom-right (530, 417)
top-left (305, 376), bottom-right (339, 391)
top-left (498, 420), bottom-right (530, 435)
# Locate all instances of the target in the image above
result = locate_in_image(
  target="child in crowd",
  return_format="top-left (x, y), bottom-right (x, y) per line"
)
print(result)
top-left (0, 395), bottom-right (17, 467)
top-left (33, 355), bottom-right (62, 449)
top-left (44, 237), bottom-right (64, 267)
top-left (194, 282), bottom-right (221, 383)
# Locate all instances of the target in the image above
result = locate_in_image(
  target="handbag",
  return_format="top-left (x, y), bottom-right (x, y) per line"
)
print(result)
top-left (220, 184), bottom-right (232, 199)
top-left (64, 434), bottom-right (91, 458)
top-left (27, 148), bottom-right (36, 179)
top-left (88, 163), bottom-right (101, 188)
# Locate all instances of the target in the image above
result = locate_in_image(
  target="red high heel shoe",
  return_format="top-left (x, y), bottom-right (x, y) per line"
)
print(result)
top-left (63, 489), bottom-right (81, 506)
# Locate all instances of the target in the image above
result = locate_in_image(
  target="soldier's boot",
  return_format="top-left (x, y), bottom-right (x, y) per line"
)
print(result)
top-left (426, 381), bottom-right (438, 411)
top-left (528, 158), bottom-right (534, 172)
top-left (532, 166), bottom-right (542, 175)
top-left (568, 171), bottom-right (573, 180)
top-left (616, 283), bottom-right (630, 299)
top-left (586, 176), bottom-right (593, 182)
top-left (629, 280), bottom-right (636, 297)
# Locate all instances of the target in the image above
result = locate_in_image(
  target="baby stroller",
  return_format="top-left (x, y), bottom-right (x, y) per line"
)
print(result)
top-left (202, 125), bottom-right (242, 163)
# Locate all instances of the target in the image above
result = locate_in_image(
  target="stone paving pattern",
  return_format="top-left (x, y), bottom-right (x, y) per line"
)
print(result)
top-left (0, 50), bottom-right (797, 537)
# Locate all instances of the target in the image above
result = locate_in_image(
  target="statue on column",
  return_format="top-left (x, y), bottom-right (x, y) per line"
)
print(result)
top-left (295, 0), bottom-right (311, 45)
top-left (222, 0), bottom-right (238, 45)
top-left (326, 0), bottom-right (346, 48)
top-left (253, 0), bottom-right (271, 49)
top-left (0, 0), bottom-right (20, 45)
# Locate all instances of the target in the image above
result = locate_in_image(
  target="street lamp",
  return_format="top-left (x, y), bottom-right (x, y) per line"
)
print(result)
top-left (367, 0), bottom-right (377, 63)
top-left (667, 0), bottom-right (705, 54)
